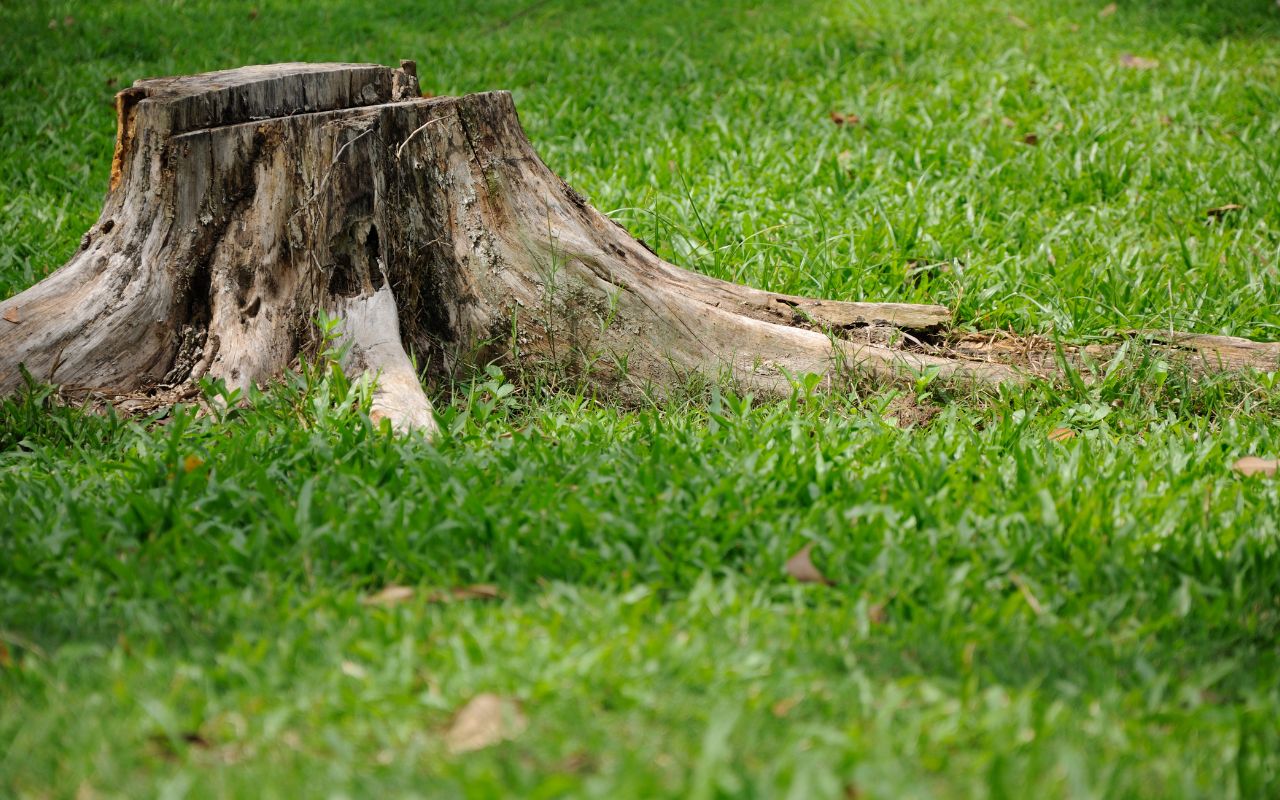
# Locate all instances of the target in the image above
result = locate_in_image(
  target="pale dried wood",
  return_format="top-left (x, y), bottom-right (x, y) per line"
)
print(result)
top-left (1129, 330), bottom-right (1280, 372)
top-left (334, 287), bottom-right (438, 434)
top-left (0, 61), bottom-right (1274, 433)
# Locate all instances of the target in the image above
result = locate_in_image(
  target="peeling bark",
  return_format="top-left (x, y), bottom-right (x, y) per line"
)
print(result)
top-left (1, 61), bottom-right (1275, 432)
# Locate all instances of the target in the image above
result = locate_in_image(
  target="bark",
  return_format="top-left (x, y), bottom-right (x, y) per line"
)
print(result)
top-left (1, 62), bottom-right (1275, 432)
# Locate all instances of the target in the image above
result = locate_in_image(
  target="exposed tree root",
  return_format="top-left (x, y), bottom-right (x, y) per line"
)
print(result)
top-left (1, 61), bottom-right (1275, 432)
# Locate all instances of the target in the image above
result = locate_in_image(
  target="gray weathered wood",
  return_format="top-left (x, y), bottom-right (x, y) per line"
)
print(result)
top-left (0, 61), bottom-right (1271, 432)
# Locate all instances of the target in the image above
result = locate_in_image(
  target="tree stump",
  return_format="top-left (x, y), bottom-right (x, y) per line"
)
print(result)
top-left (1, 61), bottom-right (1275, 433)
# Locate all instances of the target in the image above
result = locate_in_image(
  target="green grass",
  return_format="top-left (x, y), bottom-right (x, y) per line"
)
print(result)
top-left (2, 0), bottom-right (1280, 797)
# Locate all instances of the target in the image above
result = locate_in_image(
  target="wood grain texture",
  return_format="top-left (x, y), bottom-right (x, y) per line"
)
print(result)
top-left (2, 61), bottom-right (1272, 431)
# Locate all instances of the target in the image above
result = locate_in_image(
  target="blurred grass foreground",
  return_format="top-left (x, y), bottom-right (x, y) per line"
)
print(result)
top-left (2, 1), bottom-right (1280, 797)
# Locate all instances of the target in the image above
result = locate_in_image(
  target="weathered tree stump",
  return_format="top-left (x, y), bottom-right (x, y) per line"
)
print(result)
top-left (1, 61), bottom-right (1276, 433)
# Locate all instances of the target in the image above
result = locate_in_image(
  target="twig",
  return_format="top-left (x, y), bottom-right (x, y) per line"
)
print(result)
top-left (396, 116), bottom-right (445, 160)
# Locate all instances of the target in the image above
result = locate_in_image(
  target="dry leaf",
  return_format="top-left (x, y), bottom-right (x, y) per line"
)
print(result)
top-left (455, 584), bottom-right (502, 600)
top-left (771, 696), bottom-right (802, 718)
top-left (829, 111), bottom-right (860, 126)
top-left (1119, 54), bottom-right (1159, 70)
top-left (1205, 203), bottom-right (1244, 220)
top-left (867, 602), bottom-right (887, 625)
top-left (1232, 456), bottom-right (1278, 477)
top-left (340, 660), bottom-right (368, 679)
top-left (2, 307), bottom-right (19, 324)
top-left (1159, 114), bottom-right (1173, 126)
top-left (446, 693), bottom-right (527, 753)
top-left (1048, 427), bottom-right (1075, 442)
top-left (0, 641), bottom-right (11, 669)
top-left (426, 584), bottom-right (504, 603)
top-left (1000, 116), bottom-right (1017, 128)
top-left (1010, 573), bottom-right (1044, 616)
top-left (148, 731), bottom-right (212, 761)
top-left (555, 750), bottom-right (597, 773)
top-left (1007, 13), bottom-right (1031, 29)
top-left (1021, 132), bottom-right (1039, 146)
top-left (182, 454), bottom-right (203, 472)
top-left (362, 585), bottom-right (415, 606)
top-left (785, 543), bottom-right (833, 585)
top-left (1099, 2), bottom-right (1117, 17)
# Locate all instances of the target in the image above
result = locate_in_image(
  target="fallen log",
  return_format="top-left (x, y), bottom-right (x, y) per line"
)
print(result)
top-left (0, 61), bottom-right (1274, 433)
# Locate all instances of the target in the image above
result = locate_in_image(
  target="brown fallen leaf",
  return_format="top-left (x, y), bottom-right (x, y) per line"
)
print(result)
top-left (0, 641), bottom-right (11, 669)
top-left (446, 693), bottom-right (528, 753)
top-left (555, 750), bottom-right (598, 774)
top-left (1119, 53), bottom-right (1159, 70)
top-left (867, 601), bottom-right (887, 625)
top-left (1007, 13), bottom-right (1031, 29)
top-left (182, 454), bottom-right (203, 473)
top-left (2, 307), bottom-right (19, 324)
top-left (785, 543), bottom-right (834, 585)
top-left (829, 111), bottom-right (861, 126)
top-left (1205, 203), bottom-right (1244, 220)
top-left (1010, 573), bottom-right (1045, 616)
top-left (1232, 456), bottom-right (1278, 477)
top-left (147, 731), bottom-right (212, 761)
top-left (361, 585), bottom-right (415, 606)
top-left (1099, 2), bottom-right (1117, 17)
top-left (426, 584), bottom-right (504, 603)
top-left (1021, 132), bottom-right (1039, 146)
top-left (1048, 427), bottom-right (1075, 442)
top-left (771, 696), bottom-right (802, 718)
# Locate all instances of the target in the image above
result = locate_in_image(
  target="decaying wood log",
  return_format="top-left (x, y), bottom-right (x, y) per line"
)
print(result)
top-left (0, 61), bottom-right (1275, 433)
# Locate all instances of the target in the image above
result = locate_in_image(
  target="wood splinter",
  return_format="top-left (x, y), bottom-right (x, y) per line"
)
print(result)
top-left (0, 61), bottom-right (1275, 434)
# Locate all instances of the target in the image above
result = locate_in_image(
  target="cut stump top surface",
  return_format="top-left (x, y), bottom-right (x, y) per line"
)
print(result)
top-left (119, 61), bottom-right (419, 136)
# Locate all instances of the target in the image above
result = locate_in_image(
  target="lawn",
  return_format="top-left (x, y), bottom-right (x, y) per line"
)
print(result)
top-left (2, 0), bottom-right (1280, 797)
